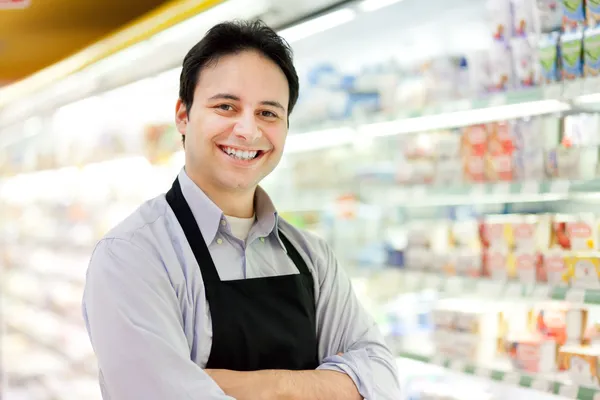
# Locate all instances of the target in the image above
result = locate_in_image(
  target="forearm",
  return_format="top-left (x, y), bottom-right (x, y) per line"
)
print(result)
top-left (206, 369), bottom-right (362, 400)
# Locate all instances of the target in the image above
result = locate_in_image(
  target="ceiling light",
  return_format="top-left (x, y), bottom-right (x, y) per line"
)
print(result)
top-left (278, 8), bottom-right (356, 43)
top-left (359, 0), bottom-right (403, 12)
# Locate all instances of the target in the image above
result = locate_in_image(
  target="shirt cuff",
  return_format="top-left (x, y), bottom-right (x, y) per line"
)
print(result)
top-left (317, 349), bottom-right (373, 399)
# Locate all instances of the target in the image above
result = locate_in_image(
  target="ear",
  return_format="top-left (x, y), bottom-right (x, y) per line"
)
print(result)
top-left (175, 98), bottom-right (189, 136)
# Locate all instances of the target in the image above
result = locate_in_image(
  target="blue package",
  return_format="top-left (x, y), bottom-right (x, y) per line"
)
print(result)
top-left (561, 30), bottom-right (584, 80)
top-left (561, 0), bottom-right (586, 31)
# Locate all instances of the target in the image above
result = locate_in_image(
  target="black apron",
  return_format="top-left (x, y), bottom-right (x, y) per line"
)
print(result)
top-left (166, 178), bottom-right (320, 371)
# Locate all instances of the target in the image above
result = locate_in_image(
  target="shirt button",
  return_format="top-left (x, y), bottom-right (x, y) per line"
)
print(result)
top-left (216, 238), bottom-right (223, 245)
top-left (221, 220), bottom-right (227, 226)
top-left (260, 237), bottom-right (265, 243)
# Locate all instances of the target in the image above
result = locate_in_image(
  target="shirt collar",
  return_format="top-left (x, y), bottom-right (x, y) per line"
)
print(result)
top-left (177, 168), bottom-right (284, 249)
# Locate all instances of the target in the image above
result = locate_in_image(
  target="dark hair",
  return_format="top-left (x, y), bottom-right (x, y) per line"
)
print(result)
top-left (179, 20), bottom-right (299, 143)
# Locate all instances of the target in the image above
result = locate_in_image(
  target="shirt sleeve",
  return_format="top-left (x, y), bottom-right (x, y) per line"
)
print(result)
top-left (313, 239), bottom-right (401, 400)
top-left (82, 237), bottom-right (234, 400)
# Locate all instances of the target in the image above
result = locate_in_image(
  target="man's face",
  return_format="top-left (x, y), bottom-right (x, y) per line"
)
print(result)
top-left (176, 50), bottom-right (290, 194)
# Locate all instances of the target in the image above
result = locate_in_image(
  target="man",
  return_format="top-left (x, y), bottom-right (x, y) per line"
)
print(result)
top-left (82, 20), bottom-right (400, 400)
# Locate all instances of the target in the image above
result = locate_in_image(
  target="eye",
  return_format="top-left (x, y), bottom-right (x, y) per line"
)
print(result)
top-left (260, 110), bottom-right (278, 118)
top-left (217, 104), bottom-right (234, 111)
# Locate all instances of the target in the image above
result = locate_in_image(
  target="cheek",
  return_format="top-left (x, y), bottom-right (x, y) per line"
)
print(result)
top-left (192, 112), bottom-right (233, 143)
top-left (263, 125), bottom-right (287, 149)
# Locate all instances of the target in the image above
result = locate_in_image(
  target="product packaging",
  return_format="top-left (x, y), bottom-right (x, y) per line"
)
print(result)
top-left (487, 121), bottom-right (515, 155)
top-left (505, 335), bottom-right (558, 373)
top-left (564, 252), bottom-right (600, 289)
top-left (512, 0), bottom-right (537, 36)
top-left (515, 249), bottom-right (542, 282)
top-left (486, 153), bottom-right (514, 181)
top-left (561, 0), bottom-right (587, 31)
top-left (488, 0), bottom-right (513, 41)
top-left (559, 346), bottom-right (600, 387)
top-left (530, 303), bottom-right (588, 344)
top-left (544, 249), bottom-right (569, 285)
top-left (488, 41), bottom-right (514, 91)
top-left (584, 26), bottom-right (600, 76)
top-left (513, 149), bottom-right (547, 180)
top-left (538, 32), bottom-right (561, 83)
top-left (588, 0), bottom-right (600, 27)
top-left (561, 30), bottom-right (585, 80)
top-left (536, 0), bottom-right (563, 32)
top-left (567, 215), bottom-right (598, 250)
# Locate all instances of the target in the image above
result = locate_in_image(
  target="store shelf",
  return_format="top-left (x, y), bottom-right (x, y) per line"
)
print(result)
top-left (397, 351), bottom-right (596, 399)
top-left (389, 179), bottom-right (600, 208)
top-left (288, 76), bottom-right (600, 154)
top-left (397, 270), bottom-right (599, 305)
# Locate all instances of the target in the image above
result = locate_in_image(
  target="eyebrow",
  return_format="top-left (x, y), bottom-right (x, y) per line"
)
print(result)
top-left (208, 93), bottom-right (286, 112)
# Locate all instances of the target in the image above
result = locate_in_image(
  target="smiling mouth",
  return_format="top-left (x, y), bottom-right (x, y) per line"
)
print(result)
top-left (218, 145), bottom-right (265, 161)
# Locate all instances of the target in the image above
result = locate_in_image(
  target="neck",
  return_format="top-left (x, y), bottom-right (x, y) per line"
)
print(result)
top-left (185, 168), bottom-right (255, 218)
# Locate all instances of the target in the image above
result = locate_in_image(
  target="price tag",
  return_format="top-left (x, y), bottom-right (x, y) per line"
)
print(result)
top-left (450, 359), bottom-right (465, 372)
top-left (521, 181), bottom-right (540, 195)
top-left (475, 367), bottom-right (491, 378)
top-left (559, 384), bottom-right (578, 398)
top-left (505, 283), bottom-right (522, 298)
top-left (543, 83), bottom-right (562, 99)
top-left (531, 378), bottom-right (550, 392)
top-left (532, 284), bottom-right (550, 299)
top-left (564, 81), bottom-right (583, 99)
top-left (405, 274), bottom-right (421, 291)
top-left (411, 185), bottom-right (427, 199)
top-left (493, 183), bottom-right (511, 197)
top-left (550, 180), bottom-right (570, 194)
top-left (431, 355), bottom-right (445, 367)
top-left (446, 277), bottom-right (464, 294)
top-left (471, 184), bottom-right (487, 198)
top-left (503, 372), bottom-right (521, 385)
top-left (488, 94), bottom-right (507, 107)
top-left (565, 288), bottom-right (586, 304)
top-left (425, 274), bottom-right (441, 289)
top-left (585, 77), bottom-right (600, 94)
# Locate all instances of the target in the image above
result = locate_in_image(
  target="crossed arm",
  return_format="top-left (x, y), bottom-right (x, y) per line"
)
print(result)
top-left (205, 368), bottom-right (361, 400)
top-left (83, 238), bottom-right (399, 400)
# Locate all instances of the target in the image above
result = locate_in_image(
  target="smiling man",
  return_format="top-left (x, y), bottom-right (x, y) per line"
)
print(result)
top-left (82, 20), bottom-right (401, 400)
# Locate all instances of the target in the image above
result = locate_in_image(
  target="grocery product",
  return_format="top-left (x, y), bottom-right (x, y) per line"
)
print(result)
top-left (505, 336), bottom-right (558, 373)
top-left (512, 0), bottom-right (537, 36)
top-left (588, 0), bottom-right (600, 27)
top-left (561, 30), bottom-right (585, 80)
top-left (514, 249), bottom-right (541, 283)
top-left (488, 0), bottom-right (513, 41)
top-left (543, 249), bottom-right (569, 285)
top-left (538, 33), bottom-right (561, 83)
top-left (486, 152), bottom-right (514, 181)
top-left (561, 0), bottom-right (587, 31)
top-left (431, 300), bottom-right (501, 362)
top-left (530, 303), bottom-right (588, 345)
top-left (559, 346), bottom-right (600, 387)
top-left (563, 252), bottom-right (600, 289)
top-left (536, 0), bottom-right (563, 32)
top-left (511, 35), bottom-right (541, 87)
top-left (584, 26), bottom-right (600, 76)
top-left (489, 41), bottom-right (514, 91)
top-left (513, 149), bottom-right (546, 181)
top-left (566, 217), bottom-right (598, 250)
top-left (463, 155), bottom-right (487, 183)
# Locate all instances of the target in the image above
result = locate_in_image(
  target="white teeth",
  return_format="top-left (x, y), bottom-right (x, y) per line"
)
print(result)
top-left (221, 146), bottom-right (258, 160)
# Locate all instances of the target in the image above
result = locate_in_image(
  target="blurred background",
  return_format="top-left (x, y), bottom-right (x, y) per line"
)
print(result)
top-left (4, 0), bottom-right (600, 399)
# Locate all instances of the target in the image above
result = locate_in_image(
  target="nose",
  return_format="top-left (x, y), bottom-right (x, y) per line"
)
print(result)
top-left (232, 111), bottom-right (261, 142)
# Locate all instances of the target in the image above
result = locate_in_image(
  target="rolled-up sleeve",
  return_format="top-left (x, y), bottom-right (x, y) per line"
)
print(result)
top-left (314, 239), bottom-right (401, 400)
top-left (82, 238), bottom-right (233, 400)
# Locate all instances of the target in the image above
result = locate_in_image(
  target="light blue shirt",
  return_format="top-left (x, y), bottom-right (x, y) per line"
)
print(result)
top-left (82, 169), bottom-right (400, 400)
